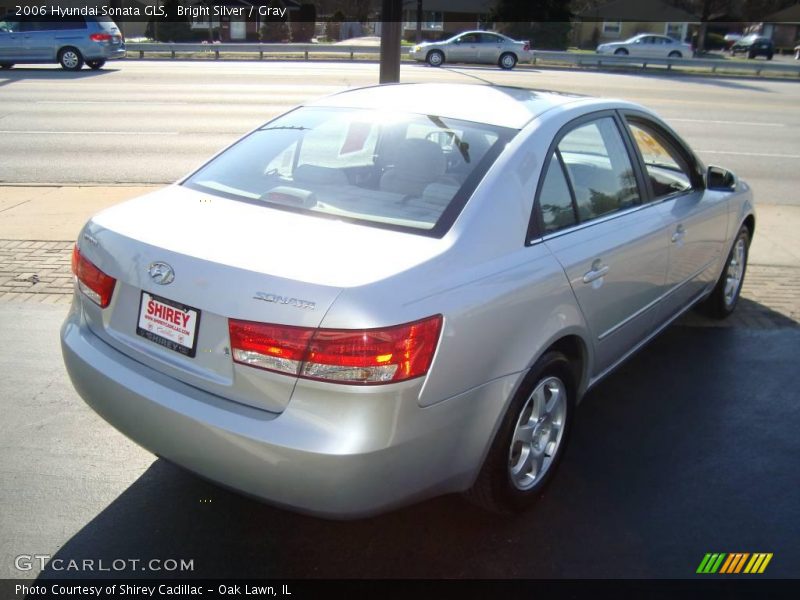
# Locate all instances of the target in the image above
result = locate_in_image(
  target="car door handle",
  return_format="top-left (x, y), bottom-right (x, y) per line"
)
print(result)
top-left (583, 261), bottom-right (610, 284)
top-left (671, 224), bottom-right (687, 243)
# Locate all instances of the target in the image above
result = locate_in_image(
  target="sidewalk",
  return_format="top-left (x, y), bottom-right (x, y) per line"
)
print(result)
top-left (0, 186), bottom-right (797, 326)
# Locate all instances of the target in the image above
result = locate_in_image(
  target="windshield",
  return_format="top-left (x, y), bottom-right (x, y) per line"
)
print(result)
top-left (183, 107), bottom-right (513, 236)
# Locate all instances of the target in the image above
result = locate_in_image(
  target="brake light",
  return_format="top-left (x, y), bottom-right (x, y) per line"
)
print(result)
top-left (523, 41), bottom-right (531, 51)
top-left (71, 245), bottom-right (116, 308)
top-left (90, 33), bottom-right (112, 42)
top-left (229, 315), bottom-right (443, 385)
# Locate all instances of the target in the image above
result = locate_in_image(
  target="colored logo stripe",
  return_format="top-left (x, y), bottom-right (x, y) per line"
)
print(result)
top-left (744, 553), bottom-right (773, 574)
top-left (697, 553), bottom-right (773, 574)
top-left (697, 553), bottom-right (726, 574)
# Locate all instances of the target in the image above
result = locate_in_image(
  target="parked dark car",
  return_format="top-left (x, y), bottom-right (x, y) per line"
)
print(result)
top-left (730, 34), bottom-right (774, 59)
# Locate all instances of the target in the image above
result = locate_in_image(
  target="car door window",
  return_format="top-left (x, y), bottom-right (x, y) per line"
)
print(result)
top-left (626, 121), bottom-right (693, 198)
top-left (458, 33), bottom-right (479, 44)
top-left (557, 117), bottom-right (640, 221)
top-left (479, 33), bottom-right (503, 44)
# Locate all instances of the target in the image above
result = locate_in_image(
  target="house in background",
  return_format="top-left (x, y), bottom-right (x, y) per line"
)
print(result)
top-left (396, 0), bottom-right (493, 42)
top-left (748, 3), bottom-right (800, 53)
top-left (572, 0), bottom-right (699, 49)
top-left (187, 0), bottom-right (301, 42)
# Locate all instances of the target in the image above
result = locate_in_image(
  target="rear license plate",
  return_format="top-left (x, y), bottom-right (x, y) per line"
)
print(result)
top-left (136, 291), bottom-right (200, 357)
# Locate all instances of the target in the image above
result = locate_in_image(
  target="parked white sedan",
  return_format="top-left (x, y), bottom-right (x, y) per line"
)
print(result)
top-left (597, 34), bottom-right (693, 58)
top-left (410, 30), bottom-right (532, 69)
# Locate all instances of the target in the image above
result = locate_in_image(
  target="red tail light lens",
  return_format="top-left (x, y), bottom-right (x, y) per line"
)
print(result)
top-left (523, 41), bottom-right (531, 51)
top-left (90, 33), bottom-right (112, 42)
top-left (229, 315), bottom-right (443, 385)
top-left (71, 245), bottom-right (116, 308)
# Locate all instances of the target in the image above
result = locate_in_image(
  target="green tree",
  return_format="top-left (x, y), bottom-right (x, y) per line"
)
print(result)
top-left (155, 0), bottom-right (192, 42)
top-left (261, 0), bottom-right (292, 42)
top-left (488, 0), bottom-right (573, 50)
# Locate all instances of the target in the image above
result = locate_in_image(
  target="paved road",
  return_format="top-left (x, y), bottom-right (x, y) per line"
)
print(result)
top-left (0, 61), bottom-right (798, 205)
top-left (0, 302), bottom-right (797, 579)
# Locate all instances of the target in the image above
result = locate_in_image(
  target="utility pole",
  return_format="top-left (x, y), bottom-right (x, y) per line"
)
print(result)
top-left (379, 0), bottom-right (402, 83)
top-left (416, 0), bottom-right (422, 43)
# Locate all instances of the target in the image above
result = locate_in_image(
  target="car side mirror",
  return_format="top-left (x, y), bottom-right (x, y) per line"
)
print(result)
top-left (707, 166), bottom-right (736, 191)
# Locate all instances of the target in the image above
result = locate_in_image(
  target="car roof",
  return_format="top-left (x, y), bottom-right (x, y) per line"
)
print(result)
top-left (307, 83), bottom-right (584, 130)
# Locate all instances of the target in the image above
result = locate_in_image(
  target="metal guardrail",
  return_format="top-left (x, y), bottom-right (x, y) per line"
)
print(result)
top-left (530, 50), bottom-right (800, 76)
top-left (125, 43), bottom-right (800, 76)
top-left (126, 42), bottom-right (409, 60)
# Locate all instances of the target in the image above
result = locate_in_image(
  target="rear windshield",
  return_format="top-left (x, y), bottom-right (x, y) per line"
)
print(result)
top-left (183, 107), bottom-right (513, 236)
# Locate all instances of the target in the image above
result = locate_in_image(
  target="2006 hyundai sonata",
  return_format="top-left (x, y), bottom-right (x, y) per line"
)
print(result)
top-left (61, 83), bottom-right (754, 518)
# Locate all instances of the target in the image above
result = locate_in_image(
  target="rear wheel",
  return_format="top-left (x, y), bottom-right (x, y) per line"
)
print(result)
top-left (426, 50), bottom-right (444, 67)
top-left (86, 60), bottom-right (106, 70)
top-left (748, 50), bottom-right (756, 59)
top-left (766, 52), bottom-right (773, 60)
top-left (0, 63), bottom-right (13, 70)
top-left (699, 225), bottom-right (750, 319)
top-left (499, 52), bottom-right (517, 70)
top-left (668, 50), bottom-right (682, 58)
top-left (614, 48), bottom-right (629, 56)
top-left (465, 351), bottom-right (575, 513)
top-left (59, 47), bottom-right (83, 71)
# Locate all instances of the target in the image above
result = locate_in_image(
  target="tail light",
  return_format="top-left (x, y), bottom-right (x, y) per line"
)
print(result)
top-left (71, 245), bottom-right (116, 308)
top-left (523, 41), bottom-right (531, 52)
top-left (229, 315), bottom-right (443, 385)
top-left (90, 33), bottom-right (112, 42)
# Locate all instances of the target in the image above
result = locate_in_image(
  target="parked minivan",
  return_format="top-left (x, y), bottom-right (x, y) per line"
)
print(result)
top-left (0, 14), bottom-right (125, 70)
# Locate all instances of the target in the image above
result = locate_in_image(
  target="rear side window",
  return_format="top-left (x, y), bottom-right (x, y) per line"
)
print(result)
top-left (557, 117), bottom-right (640, 221)
top-left (539, 154), bottom-right (577, 233)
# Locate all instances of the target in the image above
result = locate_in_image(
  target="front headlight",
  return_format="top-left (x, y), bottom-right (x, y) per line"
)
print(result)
top-left (413, 46), bottom-right (421, 53)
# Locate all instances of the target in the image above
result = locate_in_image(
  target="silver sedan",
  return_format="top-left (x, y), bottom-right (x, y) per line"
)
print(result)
top-left (61, 83), bottom-right (754, 518)
top-left (409, 30), bottom-right (532, 69)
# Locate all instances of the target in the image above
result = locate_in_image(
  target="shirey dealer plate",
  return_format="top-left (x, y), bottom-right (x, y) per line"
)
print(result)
top-left (136, 291), bottom-right (201, 358)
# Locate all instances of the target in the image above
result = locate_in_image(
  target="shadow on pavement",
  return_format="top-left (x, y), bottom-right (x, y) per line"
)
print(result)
top-left (0, 68), bottom-right (116, 87)
top-left (36, 325), bottom-right (800, 579)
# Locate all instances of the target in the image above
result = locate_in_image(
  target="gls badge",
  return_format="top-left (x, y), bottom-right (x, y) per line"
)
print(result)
top-left (253, 292), bottom-right (316, 310)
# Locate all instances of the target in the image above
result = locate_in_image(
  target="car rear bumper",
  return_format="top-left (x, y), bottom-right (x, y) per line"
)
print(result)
top-left (61, 300), bottom-right (513, 518)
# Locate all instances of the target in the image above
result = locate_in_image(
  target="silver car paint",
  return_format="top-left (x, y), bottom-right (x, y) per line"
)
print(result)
top-left (409, 31), bottom-right (531, 66)
top-left (61, 85), bottom-right (755, 517)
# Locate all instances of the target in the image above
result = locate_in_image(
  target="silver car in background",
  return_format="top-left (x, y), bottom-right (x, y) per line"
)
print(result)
top-left (0, 14), bottom-right (125, 70)
top-left (61, 83), bottom-right (754, 518)
top-left (410, 30), bottom-right (532, 69)
top-left (597, 34), bottom-right (693, 58)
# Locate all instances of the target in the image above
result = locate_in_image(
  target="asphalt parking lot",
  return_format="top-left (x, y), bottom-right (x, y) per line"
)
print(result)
top-left (0, 61), bottom-right (798, 581)
top-left (0, 303), bottom-right (797, 579)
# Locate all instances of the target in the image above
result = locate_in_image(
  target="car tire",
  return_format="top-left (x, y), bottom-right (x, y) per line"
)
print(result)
top-left (464, 351), bottom-right (575, 514)
top-left (767, 53), bottom-right (773, 60)
top-left (668, 51), bottom-right (682, 58)
top-left (614, 48), bottom-right (629, 56)
top-left (499, 52), bottom-right (517, 70)
top-left (795, 49), bottom-right (800, 60)
top-left (698, 225), bottom-right (750, 319)
top-left (59, 47), bottom-right (84, 71)
top-left (86, 60), bottom-right (106, 70)
top-left (747, 50), bottom-right (756, 59)
top-left (426, 50), bottom-right (444, 67)
top-left (0, 63), bottom-right (13, 70)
